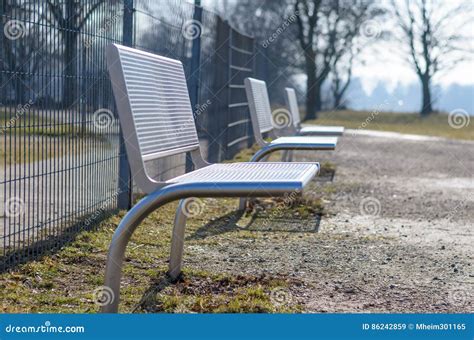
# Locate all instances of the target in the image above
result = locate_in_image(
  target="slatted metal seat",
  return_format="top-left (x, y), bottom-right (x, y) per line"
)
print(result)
top-left (285, 87), bottom-right (345, 136)
top-left (167, 162), bottom-right (316, 185)
top-left (103, 44), bottom-right (320, 313)
top-left (269, 136), bottom-right (337, 147)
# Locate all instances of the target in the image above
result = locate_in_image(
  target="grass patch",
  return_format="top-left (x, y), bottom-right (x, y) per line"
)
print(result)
top-left (0, 138), bottom-right (328, 313)
top-left (140, 270), bottom-right (301, 313)
top-left (306, 110), bottom-right (473, 140)
top-left (0, 194), bottom-right (311, 313)
top-left (1, 110), bottom-right (112, 164)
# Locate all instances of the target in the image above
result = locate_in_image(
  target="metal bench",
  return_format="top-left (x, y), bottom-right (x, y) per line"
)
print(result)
top-left (285, 87), bottom-right (345, 136)
top-left (103, 44), bottom-right (320, 313)
top-left (239, 78), bottom-right (338, 208)
top-left (244, 78), bottom-right (338, 162)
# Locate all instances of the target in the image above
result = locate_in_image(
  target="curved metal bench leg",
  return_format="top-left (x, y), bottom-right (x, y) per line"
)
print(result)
top-left (101, 187), bottom-right (184, 313)
top-left (238, 147), bottom-right (273, 211)
top-left (287, 150), bottom-right (294, 162)
top-left (168, 200), bottom-right (188, 281)
top-left (238, 197), bottom-right (247, 210)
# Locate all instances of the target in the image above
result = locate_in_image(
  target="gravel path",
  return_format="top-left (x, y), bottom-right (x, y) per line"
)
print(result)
top-left (184, 130), bottom-right (474, 313)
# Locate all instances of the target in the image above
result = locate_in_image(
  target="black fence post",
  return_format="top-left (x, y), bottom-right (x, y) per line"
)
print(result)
top-left (248, 37), bottom-right (257, 148)
top-left (186, 2), bottom-right (203, 171)
top-left (117, 0), bottom-right (134, 209)
top-left (207, 17), bottom-right (230, 163)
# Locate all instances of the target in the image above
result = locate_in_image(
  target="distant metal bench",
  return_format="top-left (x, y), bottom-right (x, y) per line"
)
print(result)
top-left (244, 78), bottom-right (339, 161)
top-left (240, 78), bottom-right (338, 208)
top-left (285, 87), bottom-right (345, 136)
top-left (103, 44), bottom-right (320, 313)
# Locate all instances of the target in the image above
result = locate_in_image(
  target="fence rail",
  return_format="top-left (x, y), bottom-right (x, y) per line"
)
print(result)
top-left (0, 0), bottom-right (287, 270)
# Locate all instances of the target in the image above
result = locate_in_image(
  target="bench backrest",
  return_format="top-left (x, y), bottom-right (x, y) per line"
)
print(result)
top-left (107, 44), bottom-right (200, 191)
top-left (244, 78), bottom-right (274, 137)
top-left (107, 44), bottom-right (200, 192)
top-left (285, 87), bottom-right (301, 126)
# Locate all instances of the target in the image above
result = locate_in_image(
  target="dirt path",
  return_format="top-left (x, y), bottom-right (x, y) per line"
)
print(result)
top-left (183, 130), bottom-right (473, 313)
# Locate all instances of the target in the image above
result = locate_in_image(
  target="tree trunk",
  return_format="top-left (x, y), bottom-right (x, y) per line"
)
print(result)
top-left (304, 54), bottom-right (318, 121)
top-left (314, 80), bottom-right (322, 112)
top-left (63, 1), bottom-right (79, 109)
top-left (334, 92), bottom-right (342, 109)
top-left (63, 32), bottom-right (78, 108)
top-left (420, 75), bottom-right (433, 116)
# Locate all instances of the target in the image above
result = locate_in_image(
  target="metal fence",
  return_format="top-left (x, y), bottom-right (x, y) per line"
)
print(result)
top-left (0, 0), bottom-right (289, 270)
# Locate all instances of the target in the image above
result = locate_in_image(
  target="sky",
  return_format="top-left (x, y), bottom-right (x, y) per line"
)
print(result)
top-left (191, 0), bottom-right (474, 115)
top-left (202, 0), bottom-right (474, 94)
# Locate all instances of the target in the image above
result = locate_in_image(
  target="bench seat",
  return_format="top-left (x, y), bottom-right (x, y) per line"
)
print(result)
top-left (167, 162), bottom-right (318, 187)
top-left (299, 126), bottom-right (345, 136)
top-left (269, 136), bottom-right (338, 150)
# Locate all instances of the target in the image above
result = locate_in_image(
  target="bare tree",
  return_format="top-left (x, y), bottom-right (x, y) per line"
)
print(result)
top-left (228, 0), bottom-right (304, 103)
top-left (330, 48), bottom-right (354, 109)
top-left (1, 1), bottom-right (51, 104)
top-left (390, 0), bottom-right (473, 116)
top-left (295, 0), bottom-right (380, 120)
top-left (46, 0), bottom-right (104, 108)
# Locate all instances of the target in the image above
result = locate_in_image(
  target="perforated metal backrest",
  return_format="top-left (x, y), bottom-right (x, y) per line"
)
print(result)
top-left (285, 87), bottom-right (301, 126)
top-left (244, 78), bottom-right (274, 135)
top-left (107, 44), bottom-right (199, 164)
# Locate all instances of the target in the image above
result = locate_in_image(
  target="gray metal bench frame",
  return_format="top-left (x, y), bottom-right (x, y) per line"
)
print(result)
top-left (103, 44), bottom-right (321, 313)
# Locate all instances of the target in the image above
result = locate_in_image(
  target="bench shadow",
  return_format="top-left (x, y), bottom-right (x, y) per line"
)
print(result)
top-left (133, 274), bottom-right (176, 313)
top-left (314, 168), bottom-right (335, 182)
top-left (246, 212), bottom-right (322, 233)
top-left (186, 210), bottom-right (245, 241)
top-left (186, 208), bottom-right (322, 241)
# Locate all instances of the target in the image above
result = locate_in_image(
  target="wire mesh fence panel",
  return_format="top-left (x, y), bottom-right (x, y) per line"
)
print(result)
top-left (0, 0), bottom-right (295, 270)
top-left (225, 27), bottom-right (255, 158)
top-left (0, 0), bottom-right (124, 269)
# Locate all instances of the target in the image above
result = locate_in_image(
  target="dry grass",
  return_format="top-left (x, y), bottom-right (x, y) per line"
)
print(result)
top-left (0, 199), bottom-right (305, 313)
top-left (306, 110), bottom-right (473, 140)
